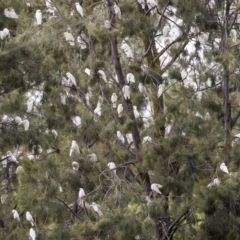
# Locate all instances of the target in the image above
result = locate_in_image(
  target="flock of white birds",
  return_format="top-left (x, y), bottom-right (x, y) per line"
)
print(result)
top-left (1, 1), bottom-right (240, 238)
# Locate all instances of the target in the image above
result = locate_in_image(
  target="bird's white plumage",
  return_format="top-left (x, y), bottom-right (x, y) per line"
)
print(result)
top-left (142, 136), bottom-right (152, 144)
top-left (66, 72), bottom-right (77, 86)
top-left (16, 166), bottom-right (24, 174)
top-left (157, 84), bottom-right (165, 98)
top-left (98, 70), bottom-right (107, 83)
top-left (104, 20), bottom-right (111, 29)
top-left (120, 42), bottom-right (133, 59)
top-left (26, 211), bottom-right (35, 226)
top-left (111, 93), bottom-right (118, 108)
top-left (133, 106), bottom-right (140, 119)
top-left (4, 8), bottom-right (19, 19)
top-left (207, 178), bottom-right (221, 188)
top-left (35, 10), bottom-right (42, 25)
top-left (117, 131), bottom-right (125, 144)
top-left (108, 162), bottom-right (117, 175)
top-left (117, 104), bottom-right (123, 117)
top-left (72, 116), bottom-right (81, 127)
top-left (126, 133), bottom-right (133, 145)
top-left (79, 188), bottom-right (85, 199)
top-left (88, 153), bottom-right (98, 163)
top-left (126, 73), bottom-right (135, 84)
top-left (151, 183), bottom-right (162, 194)
top-left (72, 161), bottom-right (79, 171)
top-left (84, 68), bottom-right (91, 76)
top-left (12, 209), bottom-right (20, 221)
top-left (122, 85), bottom-right (131, 100)
top-left (91, 202), bottom-right (103, 216)
top-left (69, 140), bottom-right (80, 157)
top-left (7, 151), bottom-right (19, 163)
top-left (220, 163), bottom-right (230, 174)
top-left (64, 32), bottom-right (75, 46)
top-left (162, 25), bottom-right (170, 37)
top-left (137, 0), bottom-right (145, 9)
top-left (51, 129), bottom-right (58, 138)
top-left (138, 83), bottom-right (147, 93)
top-left (29, 228), bottom-right (36, 240)
top-left (113, 2), bottom-right (121, 19)
top-left (75, 3), bottom-right (84, 17)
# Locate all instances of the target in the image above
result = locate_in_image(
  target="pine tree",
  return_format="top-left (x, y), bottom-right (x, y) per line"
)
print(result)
top-left (1, 0), bottom-right (240, 239)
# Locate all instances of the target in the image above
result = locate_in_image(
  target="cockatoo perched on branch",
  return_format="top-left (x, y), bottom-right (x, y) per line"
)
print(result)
top-left (151, 183), bottom-right (162, 194)
top-left (66, 72), bottom-right (77, 86)
top-left (122, 85), bottom-right (131, 100)
top-left (98, 70), bottom-right (108, 83)
top-left (4, 8), bottom-right (19, 19)
top-left (84, 68), bottom-right (91, 76)
top-left (157, 84), bottom-right (164, 98)
top-left (126, 73), bottom-right (135, 84)
top-left (35, 10), bottom-right (42, 25)
top-left (7, 151), bottom-right (19, 164)
top-left (108, 162), bottom-right (117, 177)
top-left (78, 188), bottom-right (89, 207)
top-left (120, 42), bottom-right (133, 59)
top-left (15, 116), bottom-right (30, 131)
top-left (72, 161), bottom-right (79, 171)
top-left (113, 2), bottom-right (121, 19)
top-left (75, 2), bottom-right (84, 17)
top-left (26, 211), bottom-right (35, 226)
top-left (46, 0), bottom-right (56, 16)
top-left (0, 28), bottom-right (10, 40)
top-left (117, 104), bottom-right (123, 117)
top-left (207, 178), bottom-right (221, 188)
top-left (142, 136), bottom-right (152, 144)
top-left (117, 131), bottom-right (125, 144)
top-left (29, 228), bottom-right (36, 240)
top-left (133, 106), bottom-right (140, 119)
top-left (220, 163), bottom-right (230, 174)
top-left (137, 0), bottom-right (145, 9)
top-left (88, 153), bottom-right (98, 163)
top-left (64, 32), bottom-right (75, 46)
top-left (111, 93), bottom-right (118, 108)
top-left (90, 202), bottom-right (103, 216)
top-left (12, 209), bottom-right (20, 221)
top-left (69, 141), bottom-right (80, 157)
top-left (72, 116), bottom-right (81, 127)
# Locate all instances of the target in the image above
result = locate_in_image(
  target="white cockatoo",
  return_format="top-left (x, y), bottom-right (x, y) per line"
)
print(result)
top-left (29, 228), bottom-right (36, 240)
top-left (220, 163), bottom-right (230, 174)
top-left (126, 133), bottom-right (133, 146)
top-left (90, 202), bottom-right (103, 216)
top-left (113, 2), bottom-right (121, 19)
top-left (142, 136), bottom-right (152, 144)
top-left (133, 106), bottom-right (140, 119)
top-left (120, 42), bottom-right (133, 59)
top-left (117, 104), bottom-right (123, 117)
top-left (117, 131), bottom-right (125, 144)
top-left (77, 35), bottom-right (87, 49)
top-left (126, 73), bottom-right (135, 84)
top-left (205, 112), bottom-right (211, 120)
top-left (26, 98), bottom-right (34, 112)
top-left (7, 151), bottom-right (19, 164)
top-left (59, 186), bottom-right (63, 192)
top-left (137, 0), bottom-right (145, 9)
top-left (98, 70), bottom-right (108, 83)
top-left (72, 116), bottom-right (81, 127)
top-left (2, 115), bottom-right (9, 123)
top-left (69, 140), bottom-right (80, 157)
top-left (207, 178), bottom-right (221, 188)
top-left (78, 188), bottom-right (85, 199)
top-left (88, 153), bottom-right (98, 163)
top-left (157, 84), bottom-right (165, 98)
top-left (111, 93), bottom-right (118, 108)
top-left (75, 2), bottom-right (84, 17)
top-left (16, 166), bottom-right (24, 174)
top-left (4, 8), bottom-right (19, 19)
top-left (64, 32), bottom-right (75, 46)
top-left (84, 68), bottom-right (91, 76)
top-left (0, 28), bottom-right (10, 40)
top-left (147, 0), bottom-right (157, 12)
top-left (108, 162), bottom-right (117, 176)
top-left (35, 10), bottom-right (42, 25)
top-left (104, 20), bottom-right (111, 29)
top-left (138, 82), bottom-right (147, 94)
top-left (122, 85), bottom-right (131, 100)
top-left (12, 209), bottom-right (20, 221)
top-left (26, 211), bottom-right (35, 226)
top-left (51, 129), bottom-right (58, 138)
top-left (66, 72), bottom-right (77, 86)
top-left (162, 25), bottom-right (170, 37)
top-left (72, 161), bottom-right (79, 171)
top-left (151, 183), bottom-right (163, 194)
top-left (94, 105), bottom-right (101, 118)
top-left (15, 116), bottom-right (29, 131)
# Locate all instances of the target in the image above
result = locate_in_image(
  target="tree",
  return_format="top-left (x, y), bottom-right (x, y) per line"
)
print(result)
top-left (1, 0), bottom-right (240, 239)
